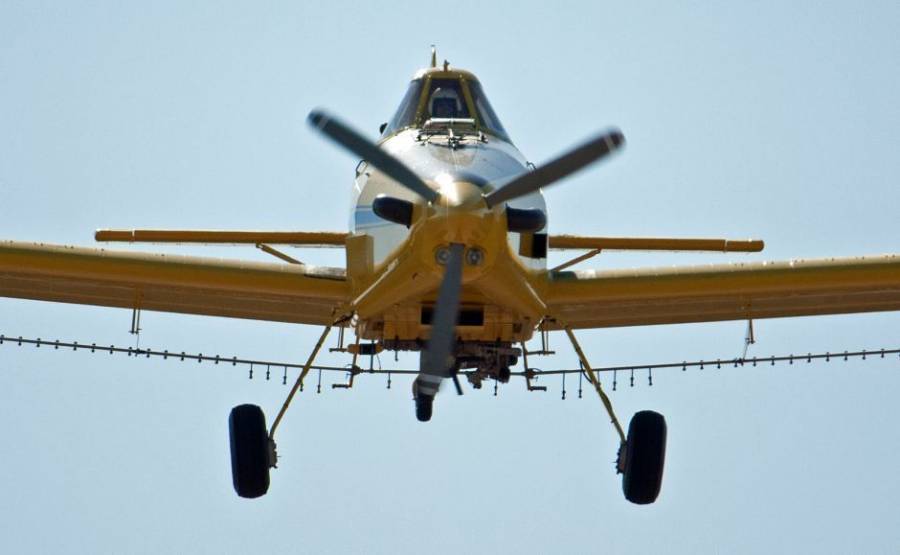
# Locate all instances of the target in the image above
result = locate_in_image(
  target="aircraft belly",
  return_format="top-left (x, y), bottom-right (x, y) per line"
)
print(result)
top-left (359, 300), bottom-right (534, 344)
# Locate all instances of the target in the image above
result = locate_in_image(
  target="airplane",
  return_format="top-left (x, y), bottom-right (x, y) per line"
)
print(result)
top-left (1, 50), bottom-right (899, 505)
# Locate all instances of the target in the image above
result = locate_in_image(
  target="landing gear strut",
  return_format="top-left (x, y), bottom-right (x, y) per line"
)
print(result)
top-left (563, 326), bottom-right (667, 505)
top-left (229, 323), bottom-right (335, 498)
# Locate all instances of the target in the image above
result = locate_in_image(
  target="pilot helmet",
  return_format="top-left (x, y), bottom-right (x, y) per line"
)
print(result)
top-left (429, 87), bottom-right (463, 118)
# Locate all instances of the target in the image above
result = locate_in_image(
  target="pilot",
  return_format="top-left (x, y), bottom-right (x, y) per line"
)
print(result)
top-left (429, 87), bottom-right (465, 118)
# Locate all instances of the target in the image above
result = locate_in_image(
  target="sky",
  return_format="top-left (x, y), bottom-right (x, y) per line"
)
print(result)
top-left (1, 1), bottom-right (899, 554)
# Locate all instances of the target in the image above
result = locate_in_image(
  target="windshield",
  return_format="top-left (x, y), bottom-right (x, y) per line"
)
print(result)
top-left (425, 79), bottom-right (471, 119)
top-left (468, 80), bottom-right (508, 140)
top-left (382, 73), bottom-right (511, 141)
top-left (383, 79), bottom-right (424, 136)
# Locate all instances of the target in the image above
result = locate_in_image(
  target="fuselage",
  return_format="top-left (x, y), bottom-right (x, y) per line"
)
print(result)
top-left (351, 128), bottom-right (548, 270)
top-left (345, 67), bottom-right (549, 364)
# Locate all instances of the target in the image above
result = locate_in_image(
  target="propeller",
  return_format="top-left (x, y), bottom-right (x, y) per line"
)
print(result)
top-left (307, 110), bottom-right (439, 203)
top-left (309, 110), bottom-right (624, 214)
top-left (483, 129), bottom-right (625, 209)
top-left (307, 110), bottom-right (625, 400)
top-left (414, 242), bottom-right (465, 398)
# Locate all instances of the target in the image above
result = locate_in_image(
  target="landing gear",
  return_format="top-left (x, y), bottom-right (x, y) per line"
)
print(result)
top-left (228, 404), bottom-right (274, 499)
top-left (620, 411), bottom-right (667, 505)
top-left (561, 327), bottom-right (667, 504)
top-left (228, 324), bottom-right (333, 498)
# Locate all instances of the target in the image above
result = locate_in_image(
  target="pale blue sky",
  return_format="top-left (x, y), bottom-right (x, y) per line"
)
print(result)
top-left (1, 2), bottom-right (899, 554)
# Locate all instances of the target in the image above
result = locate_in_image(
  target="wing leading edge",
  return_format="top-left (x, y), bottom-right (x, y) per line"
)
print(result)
top-left (0, 241), bottom-right (349, 325)
top-left (543, 254), bottom-right (900, 329)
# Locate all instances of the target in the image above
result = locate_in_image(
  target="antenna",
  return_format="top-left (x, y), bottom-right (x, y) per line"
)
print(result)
top-left (430, 45), bottom-right (436, 68)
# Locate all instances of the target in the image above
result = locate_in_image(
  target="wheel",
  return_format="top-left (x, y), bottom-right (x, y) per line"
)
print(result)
top-left (228, 404), bottom-right (271, 499)
top-left (621, 410), bottom-right (667, 505)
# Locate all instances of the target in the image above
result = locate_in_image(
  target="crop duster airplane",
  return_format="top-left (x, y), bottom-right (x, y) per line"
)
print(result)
top-left (1, 53), bottom-right (899, 505)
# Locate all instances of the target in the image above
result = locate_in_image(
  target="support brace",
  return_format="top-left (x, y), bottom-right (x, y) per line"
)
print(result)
top-left (520, 341), bottom-right (547, 392)
top-left (256, 243), bottom-right (303, 265)
top-left (333, 333), bottom-right (362, 389)
top-left (563, 326), bottom-right (626, 444)
top-left (742, 318), bottom-right (756, 359)
top-left (551, 248), bottom-right (602, 273)
top-left (268, 324), bottom-right (333, 439)
top-left (130, 307), bottom-right (142, 335)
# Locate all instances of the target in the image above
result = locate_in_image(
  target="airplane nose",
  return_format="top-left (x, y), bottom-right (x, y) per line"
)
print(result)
top-left (435, 180), bottom-right (484, 210)
top-left (421, 174), bottom-right (504, 262)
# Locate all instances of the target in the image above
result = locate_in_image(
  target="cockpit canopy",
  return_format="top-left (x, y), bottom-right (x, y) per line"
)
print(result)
top-left (382, 68), bottom-right (509, 141)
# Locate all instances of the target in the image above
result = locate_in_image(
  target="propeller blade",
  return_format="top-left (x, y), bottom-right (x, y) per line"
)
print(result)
top-left (307, 110), bottom-right (439, 204)
top-left (483, 129), bottom-right (625, 209)
top-left (416, 243), bottom-right (465, 396)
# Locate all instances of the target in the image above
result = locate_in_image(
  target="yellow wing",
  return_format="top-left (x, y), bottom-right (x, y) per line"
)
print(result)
top-left (0, 241), bottom-right (349, 325)
top-left (544, 255), bottom-right (900, 329)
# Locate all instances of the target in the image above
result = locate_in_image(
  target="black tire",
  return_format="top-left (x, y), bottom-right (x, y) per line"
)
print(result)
top-left (229, 404), bottom-right (271, 499)
top-left (622, 410), bottom-right (667, 505)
